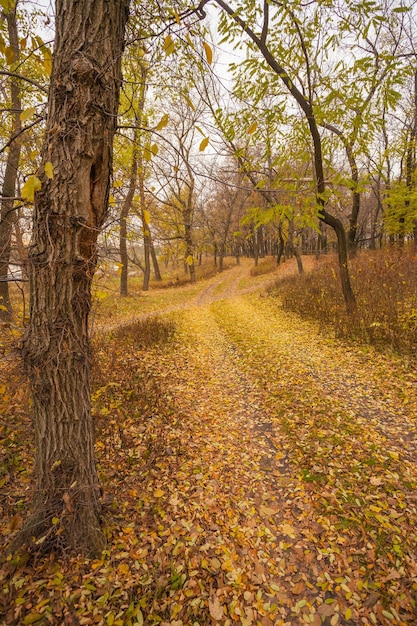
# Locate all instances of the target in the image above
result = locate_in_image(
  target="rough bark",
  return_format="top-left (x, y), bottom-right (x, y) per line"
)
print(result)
top-left (20, 0), bottom-right (129, 555)
top-left (0, 5), bottom-right (22, 320)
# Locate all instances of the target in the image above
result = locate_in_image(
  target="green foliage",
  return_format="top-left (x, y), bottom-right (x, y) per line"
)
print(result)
top-left (384, 181), bottom-right (417, 237)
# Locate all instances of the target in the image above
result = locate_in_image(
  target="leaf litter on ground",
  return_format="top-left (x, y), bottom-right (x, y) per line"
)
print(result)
top-left (1, 258), bottom-right (417, 625)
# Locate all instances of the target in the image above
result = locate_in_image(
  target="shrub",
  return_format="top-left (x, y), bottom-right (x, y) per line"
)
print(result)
top-left (250, 257), bottom-right (277, 277)
top-left (268, 248), bottom-right (417, 357)
top-left (111, 315), bottom-right (176, 348)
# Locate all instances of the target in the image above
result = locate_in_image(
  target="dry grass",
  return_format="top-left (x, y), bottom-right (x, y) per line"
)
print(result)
top-left (250, 257), bottom-right (278, 276)
top-left (269, 247), bottom-right (417, 357)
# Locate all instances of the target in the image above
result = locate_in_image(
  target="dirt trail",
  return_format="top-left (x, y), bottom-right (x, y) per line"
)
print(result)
top-left (193, 256), bottom-right (319, 307)
top-left (143, 268), bottom-right (417, 624)
top-left (3, 257), bottom-right (417, 625)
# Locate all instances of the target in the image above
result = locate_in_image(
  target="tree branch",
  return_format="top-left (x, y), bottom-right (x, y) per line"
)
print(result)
top-left (0, 70), bottom-right (48, 93)
top-left (0, 117), bottom-right (44, 154)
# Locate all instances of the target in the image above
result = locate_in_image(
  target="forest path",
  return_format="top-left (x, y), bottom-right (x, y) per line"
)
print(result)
top-left (129, 280), bottom-right (417, 625)
top-left (3, 258), bottom-right (417, 625)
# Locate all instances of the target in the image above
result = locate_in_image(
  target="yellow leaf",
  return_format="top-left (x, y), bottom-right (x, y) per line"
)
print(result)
top-left (281, 523), bottom-right (297, 538)
top-left (151, 143), bottom-right (158, 156)
top-left (118, 563), bottom-right (130, 575)
top-left (345, 608), bottom-right (352, 620)
top-left (5, 46), bottom-right (15, 65)
top-left (23, 614), bottom-right (44, 625)
top-left (208, 595), bottom-right (224, 620)
top-left (156, 113), bottom-right (169, 131)
top-left (44, 161), bottom-right (54, 179)
top-left (21, 175), bottom-right (42, 202)
top-left (20, 107), bottom-right (36, 122)
top-left (203, 41), bottom-right (213, 65)
top-left (183, 93), bottom-right (195, 110)
top-left (247, 122), bottom-right (258, 134)
top-left (113, 179), bottom-right (124, 188)
top-left (153, 488), bottom-right (164, 498)
top-left (199, 137), bottom-right (209, 152)
top-left (143, 209), bottom-right (151, 225)
top-left (144, 143), bottom-right (152, 161)
top-left (186, 255), bottom-right (194, 266)
top-left (173, 9), bottom-right (181, 25)
top-left (369, 505), bottom-right (381, 513)
top-left (42, 46), bottom-right (52, 76)
top-left (163, 34), bottom-right (175, 56)
top-left (259, 505), bottom-right (277, 517)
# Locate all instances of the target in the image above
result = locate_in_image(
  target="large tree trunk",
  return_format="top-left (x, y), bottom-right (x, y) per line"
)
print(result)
top-left (0, 5), bottom-right (22, 321)
top-left (20, 0), bottom-right (129, 555)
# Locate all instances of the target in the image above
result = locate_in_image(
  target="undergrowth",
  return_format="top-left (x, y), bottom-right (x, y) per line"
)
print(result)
top-left (151, 258), bottom-right (235, 289)
top-left (269, 247), bottom-right (417, 357)
top-left (250, 257), bottom-right (277, 277)
top-left (110, 315), bottom-right (177, 348)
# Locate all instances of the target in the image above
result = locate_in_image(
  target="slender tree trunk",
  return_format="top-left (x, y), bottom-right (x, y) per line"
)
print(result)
top-left (0, 5), bottom-right (21, 321)
top-left (407, 70), bottom-right (417, 249)
top-left (294, 246), bottom-right (304, 274)
top-left (308, 119), bottom-right (356, 313)
top-left (257, 225), bottom-right (265, 258)
top-left (253, 226), bottom-right (259, 266)
top-left (150, 237), bottom-right (162, 280)
top-left (14, 213), bottom-right (27, 277)
top-left (201, 0), bottom-right (356, 313)
top-left (276, 225), bottom-right (285, 265)
top-left (20, 0), bottom-right (129, 555)
top-left (120, 147), bottom-right (137, 296)
top-left (184, 202), bottom-right (196, 284)
top-left (140, 168), bottom-right (151, 291)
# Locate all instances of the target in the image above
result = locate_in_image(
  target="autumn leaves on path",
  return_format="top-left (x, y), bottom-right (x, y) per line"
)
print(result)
top-left (122, 293), bottom-right (417, 625)
top-left (4, 265), bottom-right (416, 626)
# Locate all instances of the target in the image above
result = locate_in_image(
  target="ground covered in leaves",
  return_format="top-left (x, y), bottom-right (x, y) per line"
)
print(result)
top-left (1, 257), bottom-right (417, 625)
